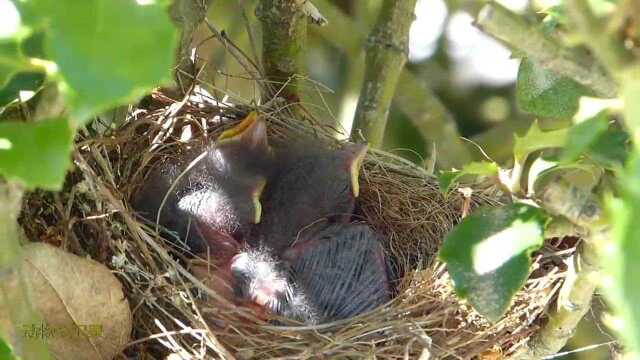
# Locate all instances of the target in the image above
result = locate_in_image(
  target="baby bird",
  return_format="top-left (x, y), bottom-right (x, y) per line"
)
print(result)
top-left (282, 223), bottom-right (390, 323)
top-left (131, 112), bottom-right (273, 254)
top-left (192, 224), bottom-right (390, 325)
top-left (191, 246), bottom-right (318, 324)
top-left (254, 141), bottom-right (368, 254)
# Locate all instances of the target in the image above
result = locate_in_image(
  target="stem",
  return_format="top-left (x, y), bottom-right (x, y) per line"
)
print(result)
top-left (393, 71), bottom-right (472, 169)
top-left (350, 0), bottom-right (417, 148)
top-left (256, 0), bottom-right (307, 102)
top-left (475, 2), bottom-right (618, 98)
top-left (515, 177), bottom-right (607, 358)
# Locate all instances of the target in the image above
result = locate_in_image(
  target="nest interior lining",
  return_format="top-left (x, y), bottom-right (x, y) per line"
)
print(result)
top-left (18, 89), bottom-right (576, 359)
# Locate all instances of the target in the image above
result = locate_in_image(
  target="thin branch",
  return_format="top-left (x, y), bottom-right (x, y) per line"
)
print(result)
top-left (350, 0), bottom-right (418, 148)
top-left (256, 0), bottom-right (308, 102)
top-left (475, 2), bottom-right (618, 98)
top-left (515, 177), bottom-right (608, 358)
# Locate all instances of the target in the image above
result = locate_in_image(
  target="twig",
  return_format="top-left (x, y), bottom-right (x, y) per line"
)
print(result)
top-left (475, 2), bottom-right (618, 98)
top-left (256, 0), bottom-right (308, 102)
top-left (351, 0), bottom-right (418, 148)
top-left (515, 177), bottom-right (608, 358)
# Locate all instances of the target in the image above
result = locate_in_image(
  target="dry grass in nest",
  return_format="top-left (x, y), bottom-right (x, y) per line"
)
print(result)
top-left (18, 88), bottom-right (576, 359)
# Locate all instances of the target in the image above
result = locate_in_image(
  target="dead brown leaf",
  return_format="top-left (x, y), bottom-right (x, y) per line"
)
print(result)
top-left (1, 242), bottom-right (131, 360)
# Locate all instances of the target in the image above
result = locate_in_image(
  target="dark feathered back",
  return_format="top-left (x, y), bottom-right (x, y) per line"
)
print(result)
top-left (283, 223), bottom-right (390, 322)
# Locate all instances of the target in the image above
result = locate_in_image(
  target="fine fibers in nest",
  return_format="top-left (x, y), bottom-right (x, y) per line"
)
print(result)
top-left (18, 88), bottom-right (577, 359)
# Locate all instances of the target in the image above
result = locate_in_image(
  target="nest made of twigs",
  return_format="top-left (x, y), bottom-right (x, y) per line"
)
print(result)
top-left (19, 88), bottom-right (576, 359)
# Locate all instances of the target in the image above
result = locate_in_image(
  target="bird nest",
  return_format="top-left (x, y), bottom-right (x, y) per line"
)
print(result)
top-left (19, 88), bottom-right (576, 359)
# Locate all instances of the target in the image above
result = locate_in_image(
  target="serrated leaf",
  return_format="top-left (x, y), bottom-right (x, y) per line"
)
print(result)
top-left (15, 0), bottom-right (178, 123)
top-left (438, 161), bottom-right (499, 193)
top-left (559, 111), bottom-right (609, 163)
top-left (439, 203), bottom-right (547, 322)
top-left (604, 152), bottom-right (640, 355)
top-left (516, 58), bottom-right (590, 119)
top-left (0, 118), bottom-right (74, 190)
top-left (0, 71), bottom-right (45, 105)
top-left (513, 121), bottom-right (569, 162)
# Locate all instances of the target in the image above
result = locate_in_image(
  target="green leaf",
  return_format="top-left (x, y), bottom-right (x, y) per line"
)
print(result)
top-left (438, 161), bottom-right (499, 193)
top-left (516, 58), bottom-right (590, 119)
top-left (586, 129), bottom-right (629, 169)
top-left (559, 111), bottom-right (609, 163)
top-left (0, 336), bottom-right (15, 360)
top-left (0, 118), bottom-right (74, 190)
top-left (604, 152), bottom-right (640, 356)
top-left (16, 0), bottom-right (178, 123)
top-left (439, 203), bottom-right (547, 322)
top-left (0, 71), bottom-right (45, 105)
top-left (0, 40), bottom-right (28, 88)
top-left (513, 121), bottom-right (569, 162)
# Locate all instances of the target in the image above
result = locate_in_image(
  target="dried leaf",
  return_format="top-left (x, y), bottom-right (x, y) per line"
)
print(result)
top-left (1, 243), bottom-right (131, 360)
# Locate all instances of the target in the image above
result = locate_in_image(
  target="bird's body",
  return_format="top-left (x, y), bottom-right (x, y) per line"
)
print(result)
top-left (132, 114), bottom-right (389, 325)
top-left (254, 141), bottom-right (368, 254)
top-left (131, 112), bottom-right (272, 254)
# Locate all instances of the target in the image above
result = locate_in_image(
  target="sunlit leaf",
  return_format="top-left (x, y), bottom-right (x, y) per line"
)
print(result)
top-left (15, 0), bottom-right (178, 123)
top-left (0, 118), bottom-right (74, 190)
top-left (604, 152), bottom-right (640, 356)
top-left (516, 58), bottom-right (590, 119)
top-left (559, 111), bottom-right (609, 163)
top-left (603, 71), bottom-right (640, 356)
top-left (439, 203), bottom-right (547, 322)
top-left (438, 161), bottom-right (499, 193)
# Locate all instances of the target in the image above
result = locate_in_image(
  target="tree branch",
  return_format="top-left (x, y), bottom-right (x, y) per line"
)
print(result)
top-left (515, 177), bottom-right (607, 358)
top-left (312, 0), bottom-right (470, 166)
top-left (475, 2), bottom-right (618, 98)
top-left (256, 0), bottom-right (307, 102)
top-left (350, 0), bottom-right (417, 148)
